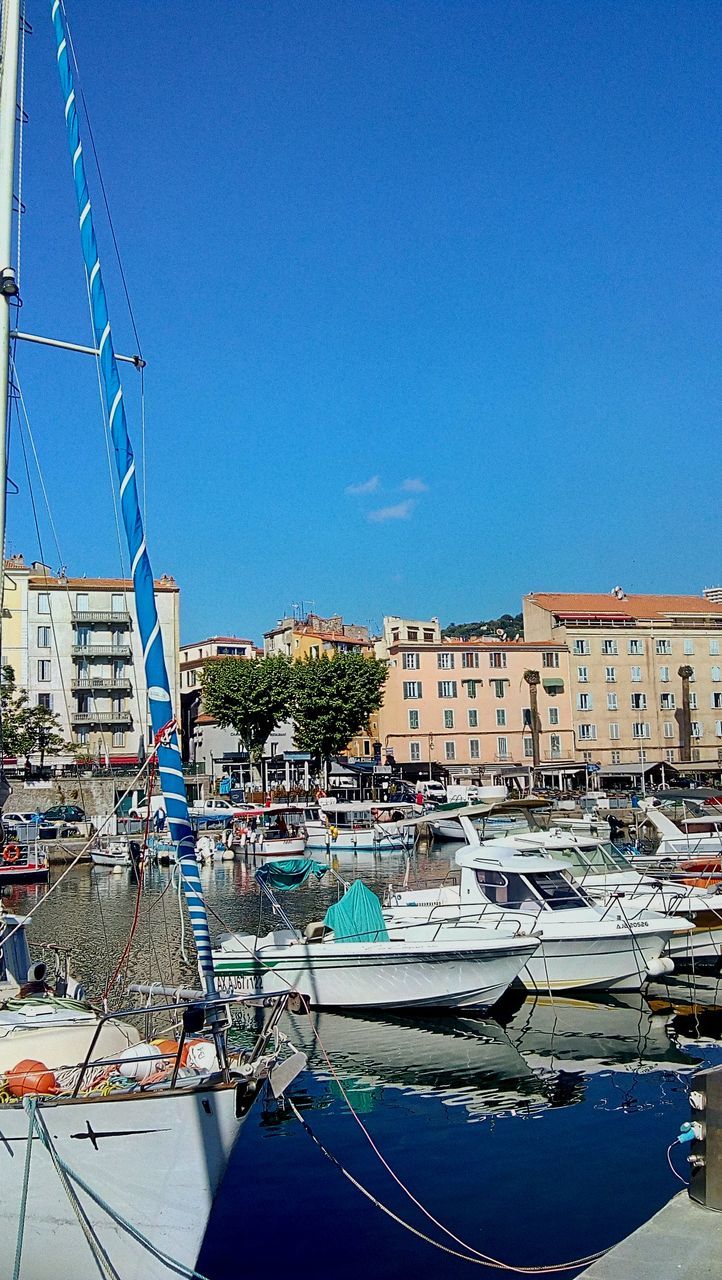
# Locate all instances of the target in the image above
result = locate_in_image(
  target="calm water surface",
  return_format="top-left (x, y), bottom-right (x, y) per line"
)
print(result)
top-left (6, 846), bottom-right (722, 1280)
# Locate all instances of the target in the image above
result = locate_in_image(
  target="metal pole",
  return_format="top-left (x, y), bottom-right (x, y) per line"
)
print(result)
top-left (11, 329), bottom-right (144, 365)
top-left (0, 0), bottom-right (21, 618)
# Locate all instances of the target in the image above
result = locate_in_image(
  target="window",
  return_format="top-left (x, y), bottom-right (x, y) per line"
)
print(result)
top-left (577, 666), bottom-right (589, 683)
top-left (632, 723), bottom-right (651, 739)
top-left (716, 722), bottom-right (722, 739)
top-left (689, 692), bottom-right (698, 710)
top-left (577, 723), bottom-right (597, 740)
top-left (444, 709), bottom-right (455, 729)
top-left (692, 722), bottom-right (703, 739)
top-left (609, 722), bottom-right (620, 740)
top-left (713, 666), bottom-right (722, 683)
top-left (548, 707), bottom-right (559, 725)
top-left (402, 652), bottom-right (420, 670)
top-left (689, 668), bottom-right (696, 682)
top-left (403, 681), bottom-right (422, 700)
top-left (37, 592), bottom-right (50, 614)
top-left (461, 651), bottom-right (479, 669)
top-left (607, 693), bottom-right (618, 710)
top-left (465, 679), bottom-right (478, 699)
top-left (111, 628), bottom-right (124, 650)
top-left (37, 626), bottom-right (51, 648)
top-left (407, 629), bottom-right (418, 642)
top-left (684, 639), bottom-right (695, 656)
top-left (630, 666), bottom-right (642, 682)
top-left (408, 709), bottom-right (420, 730)
top-left (602, 639), bottom-right (618, 655)
top-left (437, 652), bottom-right (455, 669)
top-left (576, 693), bottom-right (592, 710)
top-left (489, 651), bottom-right (507, 669)
top-left (628, 639), bottom-right (643, 655)
top-left (542, 652), bottom-right (559, 668)
top-left (656, 639), bottom-right (672, 655)
top-left (76, 626), bottom-right (90, 647)
top-left (603, 667), bottom-right (616, 683)
top-left (470, 739), bottom-right (480, 760)
top-left (437, 680), bottom-right (457, 698)
top-left (423, 630), bottom-right (434, 643)
top-left (112, 731), bottom-right (125, 748)
top-left (468, 709), bottom-right (478, 728)
top-left (523, 737), bottom-right (533, 758)
top-left (712, 693), bottom-right (722, 710)
top-left (665, 748), bottom-right (676, 763)
top-left (76, 727), bottom-right (89, 745)
top-left (630, 693), bottom-right (647, 710)
top-left (496, 708), bottom-right (507, 727)
top-left (37, 693), bottom-right (53, 710)
top-left (550, 734), bottom-right (561, 757)
top-left (574, 639), bottom-right (590, 655)
top-left (37, 660), bottom-right (51, 682)
top-left (111, 594), bottom-right (124, 613)
top-left (497, 736), bottom-right (509, 758)
top-left (491, 679), bottom-right (505, 698)
top-left (610, 750), bottom-right (620, 763)
top-left (410, 741), bottom-right (421, 762)
top-left (112, 660), bottom-right (124, 679)
top-left (75, 593), bottom-right (89, 612)
top-left (660, 692), bottom-right (676, 710)
top-left (664, 721), bottom-right (674, 739)
top-left (659, 666), bottom-right (670, 682)
top-left (444, 741), bottom-right (456, 761)
top-left (711, 640), bottom-right (720, 656)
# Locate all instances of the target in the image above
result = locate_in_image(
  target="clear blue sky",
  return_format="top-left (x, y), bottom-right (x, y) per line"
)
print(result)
top-left (10, 0), bottom-right (722, 643)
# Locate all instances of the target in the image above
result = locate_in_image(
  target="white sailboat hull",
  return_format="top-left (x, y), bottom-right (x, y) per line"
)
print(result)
top-left (213, 930), bottom-right (539, 1010)
top-left (0, 1082), bottom-right (248, 1280)
top-left (305, 826), bottom-right (410, 854)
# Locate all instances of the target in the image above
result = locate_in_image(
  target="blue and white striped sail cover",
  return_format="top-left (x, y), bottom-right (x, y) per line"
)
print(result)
top-left (51, 0), bottom-right (216, 994)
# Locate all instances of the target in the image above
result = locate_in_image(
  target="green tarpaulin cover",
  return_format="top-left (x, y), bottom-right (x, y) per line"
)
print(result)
top-left (255, 858), bottom-right (328, 891)
top-left (323, 879), bottom-right (389, 943)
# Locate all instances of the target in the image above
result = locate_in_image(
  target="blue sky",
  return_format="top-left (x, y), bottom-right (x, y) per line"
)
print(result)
top-left (10, 0), bottom-right (722, 642)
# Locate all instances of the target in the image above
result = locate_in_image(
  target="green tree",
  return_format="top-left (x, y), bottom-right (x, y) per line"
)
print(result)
top-left (0, 665), bottom-right (69, 766)
top-left (199, 654), bottom-right (294, 765)
top-left (292, 652), bottom-right (388, 780)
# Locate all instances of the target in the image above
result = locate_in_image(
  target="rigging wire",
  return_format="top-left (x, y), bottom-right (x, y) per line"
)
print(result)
top-left (14, 0), bottom-right (25, 289)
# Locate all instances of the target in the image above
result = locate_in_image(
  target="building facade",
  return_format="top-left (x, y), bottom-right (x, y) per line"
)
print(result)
top-left (375, 617), bottom-right (576, 782)
top-left (1, 555), bottom-right (30, 689)
top-left (523, 591), bottom-right (722, 773)
top-left (179, 636), bottom-right (258, 772)
top-left (22, 567), bottom-right (180, 765)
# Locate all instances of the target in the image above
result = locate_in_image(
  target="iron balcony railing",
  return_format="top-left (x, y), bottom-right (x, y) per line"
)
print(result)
top-left (72, 644), bottom-right (132, 658)
top-left (71, 710), bottom-right (133, 726)
top-left (71, 677), bottom-right (132, 692)
top-left (71, 609), bottom-right (131, 625)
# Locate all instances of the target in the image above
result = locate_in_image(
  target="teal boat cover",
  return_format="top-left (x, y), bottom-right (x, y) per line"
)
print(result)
top-left (255, 858), bottom-right (328, 891)
top-left (323, 880), bottom-right (389, 943)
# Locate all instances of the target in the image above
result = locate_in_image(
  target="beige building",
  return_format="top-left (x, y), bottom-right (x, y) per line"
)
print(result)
top-left (23, 566), bottom-right (180, 765)
top-left (179, 636), bottom-right (259, 772)
top-left (1, 554), bottom-right (30, 689)
top-left (375, 617), bottom-right (576, 784)
top-left (523, 591), bottom-right (722, 775)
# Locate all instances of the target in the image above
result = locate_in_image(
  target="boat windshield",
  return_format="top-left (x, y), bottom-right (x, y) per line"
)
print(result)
top-left (474, 868), bottom-right (589, 913)
top-left (550, 842), bottom-right (631, 876)
top-left (526, 870), bottom-right (592, 910)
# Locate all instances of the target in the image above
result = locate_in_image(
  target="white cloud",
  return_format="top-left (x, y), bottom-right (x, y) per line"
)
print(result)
top-left (346, 475), bottom-right (380, 496)
top-left (401, 477), bottom-right (428, 493)
top-left (368, 499), bottom-right (415, 523)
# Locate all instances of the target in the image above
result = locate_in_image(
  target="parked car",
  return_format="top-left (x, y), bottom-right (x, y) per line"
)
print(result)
top-left (2, 811), bottom-right (41, 827)
top-left (189, 797), bottom-right (247, 819)
top-left (41, 805), bottom-right (86, 823)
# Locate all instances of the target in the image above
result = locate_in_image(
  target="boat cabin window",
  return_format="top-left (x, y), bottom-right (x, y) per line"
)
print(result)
top-left (527, 871), bottom-right (590, 910)
top-left (474, 870), bottom-right (542, 912)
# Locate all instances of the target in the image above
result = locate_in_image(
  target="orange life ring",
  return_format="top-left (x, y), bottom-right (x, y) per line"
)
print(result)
top-left (2, 844), bottom-right (20, 864)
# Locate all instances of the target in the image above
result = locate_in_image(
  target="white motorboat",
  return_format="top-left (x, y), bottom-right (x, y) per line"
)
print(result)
top-left (233, 803), bottom-right (308, 858)
top-left (502, 828), bottom-right (722, 964)
top-left (305, 800), bottom-right (412, 854)
top-left (90, 836), bottom-right (133, 868)
top-left (384, 835), bottom-right (687, 992)
top-left (637, 799), bottom-right (722, 864)
top-left (213, 858), bottom-right (540, 1010)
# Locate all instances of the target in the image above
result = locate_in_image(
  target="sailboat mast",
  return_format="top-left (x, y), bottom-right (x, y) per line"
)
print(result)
top-left (0, 0), bottom-right (20, 605)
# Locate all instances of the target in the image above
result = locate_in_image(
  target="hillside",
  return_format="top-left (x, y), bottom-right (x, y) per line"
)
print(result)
top-left (442, 613), bottom-right (524, 641)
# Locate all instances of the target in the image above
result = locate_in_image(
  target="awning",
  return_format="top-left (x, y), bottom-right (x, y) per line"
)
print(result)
top-left (597, 761), bottom-right (671, 777)
top-left (537, 762), bottom-right (586, 774)
top-left (542, 678), bottom-right (564, 691)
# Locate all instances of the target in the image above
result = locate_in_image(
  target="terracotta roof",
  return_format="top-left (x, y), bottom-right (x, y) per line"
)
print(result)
top-left (526, 593), bottom-right (722, 620)
top-left (391, 638), bottom-right (565, 650)
top-left (29, 576), bottom-right (179, 592)
top-left (300, 631), bottom-right (370, 645)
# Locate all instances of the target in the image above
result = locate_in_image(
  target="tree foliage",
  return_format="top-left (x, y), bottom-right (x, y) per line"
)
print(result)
top-left (200, 654), bottom-right (294, 762)
top-left (443, 613), bottom-right (523, 641)
top-left (0, 665), bottom-right (69, 763)
top-left (292, 652), bottom-right (388, 766)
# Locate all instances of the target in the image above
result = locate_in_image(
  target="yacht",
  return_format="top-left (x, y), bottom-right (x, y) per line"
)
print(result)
top-left (305, 800), bottom-right (412, 854)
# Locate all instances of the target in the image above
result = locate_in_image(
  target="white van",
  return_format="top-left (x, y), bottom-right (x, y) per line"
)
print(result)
top-left (417, 780), bottom-right (447, 803)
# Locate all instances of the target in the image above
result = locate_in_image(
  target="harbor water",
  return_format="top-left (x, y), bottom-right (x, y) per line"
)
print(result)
top-left (5, 844), bottom-right (722, 1280)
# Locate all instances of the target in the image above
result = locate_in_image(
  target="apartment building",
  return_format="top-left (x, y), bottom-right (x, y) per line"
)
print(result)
top-left (523, 591), bottom-right (722, 773)
top-left (1, 555), bottom-right (30, 689)
top-left (375, 617), bottom-right (575, 781)
top-left (24, 567), bottom-right (180, 764)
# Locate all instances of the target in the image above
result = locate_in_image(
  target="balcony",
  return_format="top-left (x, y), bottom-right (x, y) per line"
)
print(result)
top-left (71, 710), bottom-right (133, 727)
top-left (72, 610), bottom-right (131, 625)
top-left (72, 644), bottom-right (132, 659)
top-left (71, 677), bottom-right (132, 693)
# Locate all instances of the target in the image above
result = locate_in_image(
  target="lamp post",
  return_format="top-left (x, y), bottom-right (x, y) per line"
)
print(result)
top-left (679, 665), bottom-right (693, 763)
top-left (523, 670), bottom-right (541, 791)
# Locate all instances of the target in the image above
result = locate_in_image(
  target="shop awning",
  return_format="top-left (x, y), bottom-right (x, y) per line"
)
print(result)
top-left (542, 678), bottom-right (565, 691)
